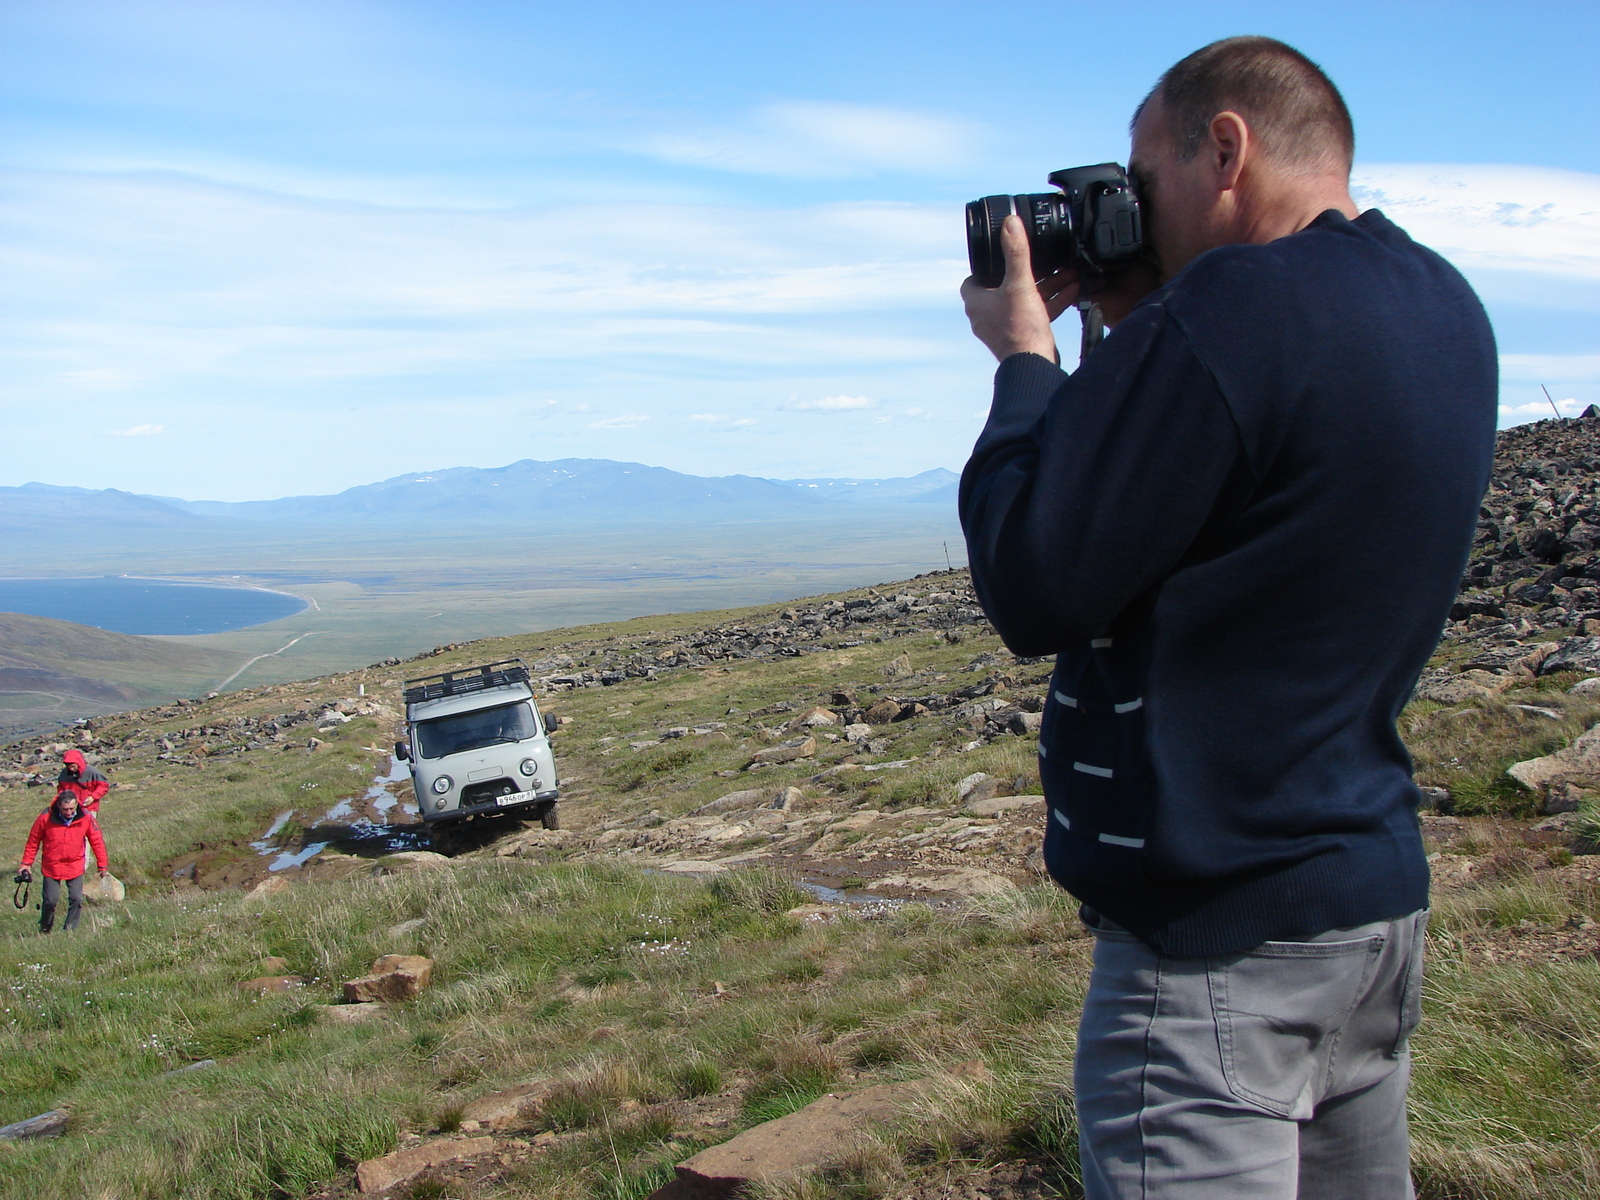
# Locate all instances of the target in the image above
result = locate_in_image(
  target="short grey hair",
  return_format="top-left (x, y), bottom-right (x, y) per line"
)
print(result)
top-left (1135, 37), bottom-right (1354, 173)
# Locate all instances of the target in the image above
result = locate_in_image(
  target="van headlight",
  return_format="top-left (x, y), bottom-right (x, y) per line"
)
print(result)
top-left (520, 758), bottom-right (538, 777)
top-left (432, 776), bottom-right (452, 794)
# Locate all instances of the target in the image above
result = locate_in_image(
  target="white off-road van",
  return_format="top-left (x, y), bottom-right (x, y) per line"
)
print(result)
top-left (395, 659), bottom-right (559, 840)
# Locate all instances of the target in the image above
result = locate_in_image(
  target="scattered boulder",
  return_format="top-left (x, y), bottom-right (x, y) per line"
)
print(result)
top-left (863, 699), bottom-right (901, 725)
top-left (1005, 711), bottom-right (1043, 736)
top-left (1506, 723), bottom-right (1600, 795)
top-left (460, 1081), bottom-right (556, 1130)
top-left (313, 1003), bottom-right (389, 1025)
top-left (82, 873), bottom-right (125, 904)
top-left (955, 772), bottom-right (995, 803)
top-left (794, 707), bottom-right (838, 727)
top-left (967, 795), bottom-right (1044, 818)
top-left (653, 1080), bottom-right (924, 1199)
top-left (356, 1137), bottom-right (496, 1193)
top-left (842, 723), bottom-right (872, 743)
top-left (0, 1110), bottom-right (68, 1141)
top-left (695, 787), bottom-right (773, 815)
top-left (257, 956), bottom-right (291, 974)
top-left (371, 851), bottom-right (452, 875)
top-left (343, 954), bottom-right (434, 1003)
top-left (385, 918), bottom-right (427, 939)
top-left (1539, 637), bottom-right (1600, 676)
top-left (748, 736), bottom-right (816, 766)
top-left (236, 975), bottom-right (306, 994)
top-left (1571, 677), bottom-right (1600, 695)
top-left (882, 653), bottom-right (913, 679)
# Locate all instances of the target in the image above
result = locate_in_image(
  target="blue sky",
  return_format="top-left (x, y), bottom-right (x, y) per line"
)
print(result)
top-left (2, 0), bottom-right (1596, 501)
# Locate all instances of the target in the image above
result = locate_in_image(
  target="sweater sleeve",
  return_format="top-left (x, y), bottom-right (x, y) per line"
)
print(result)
top-left (21, 813), bottom-right (46, 867)
top-left (958, 304), bottom-right (1247, 655)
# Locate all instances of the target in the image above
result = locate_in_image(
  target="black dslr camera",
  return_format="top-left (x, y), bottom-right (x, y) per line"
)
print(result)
top-left (965, 163), bottom-right (1144, 289)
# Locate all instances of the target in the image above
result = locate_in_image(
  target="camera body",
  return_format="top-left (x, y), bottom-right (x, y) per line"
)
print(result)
top-left (966, 163), bottom-right (1144, 288)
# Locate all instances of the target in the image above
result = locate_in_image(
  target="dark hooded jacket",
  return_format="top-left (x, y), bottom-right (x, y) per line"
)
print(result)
top-left (23, 796), bottom-right (108, 881)
top-left (57, 748), bottom-right (109, 813)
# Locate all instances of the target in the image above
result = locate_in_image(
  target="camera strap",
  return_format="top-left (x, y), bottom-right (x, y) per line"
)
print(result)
top-left (1078, 301), bottom-right (1106, 364)
top-left (12, 878), bottom-right (29, 910)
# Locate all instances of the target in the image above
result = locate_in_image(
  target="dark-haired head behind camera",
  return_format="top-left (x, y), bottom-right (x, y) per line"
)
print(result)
top-left (959, 35), bottom-right (1496, 1200)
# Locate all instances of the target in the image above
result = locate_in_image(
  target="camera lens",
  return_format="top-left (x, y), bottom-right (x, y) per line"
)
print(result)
top-left (965, 192), bottom-right (1076, 288)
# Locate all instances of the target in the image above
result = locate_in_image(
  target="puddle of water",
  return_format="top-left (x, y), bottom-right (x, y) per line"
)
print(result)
top-left (253, 756), bottom-right (431, 868)
top-left (269, 841), bottom-right (331, 871)
top-left (799, 879), bottom-right (894, 906)
top-left (249, 811), bottom-right (295, 855)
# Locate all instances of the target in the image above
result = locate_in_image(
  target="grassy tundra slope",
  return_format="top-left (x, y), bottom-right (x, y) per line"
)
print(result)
top-left (2, 570), bottom-right (1599, 1199)
top-left (0, 612), bottom-right (242, 742)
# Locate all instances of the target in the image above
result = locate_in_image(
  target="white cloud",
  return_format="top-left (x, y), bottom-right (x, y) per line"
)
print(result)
top-left (1500, 398), bottom-right (1587, 421)
top-left (642, 101), bottom-right (980, 178)
top-left (688, 413), bottom-right (756, 429)
top-left (787, 394), bottom-right (875, 412)
top-left (1351, 164), bottom-right (1600, 288)
top-left (587, 414), bottom-right (651, 430)
top-left (107, 423), bottom-right (164, 437)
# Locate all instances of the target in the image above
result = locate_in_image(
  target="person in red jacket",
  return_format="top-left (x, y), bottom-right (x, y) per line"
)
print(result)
top-left (56, 748), bottom-right (110, 814)
top-left (18, 792), bottom-right (108, 933)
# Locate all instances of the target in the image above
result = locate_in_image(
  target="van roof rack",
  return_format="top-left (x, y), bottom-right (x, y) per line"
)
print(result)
top-left (403, 659), bottom-right (530, 706)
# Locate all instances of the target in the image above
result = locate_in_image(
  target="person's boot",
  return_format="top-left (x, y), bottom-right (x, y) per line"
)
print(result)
top-left (38, 906), bottom-right (54, 934)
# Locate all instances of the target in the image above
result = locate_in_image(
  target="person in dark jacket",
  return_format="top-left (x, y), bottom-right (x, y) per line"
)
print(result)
top-left (56, 747), bottom-right (110, 814)
top-left (959, 37), bottom-right (1495, 1200)
top-left (19, 792), bottom-right (109, 933)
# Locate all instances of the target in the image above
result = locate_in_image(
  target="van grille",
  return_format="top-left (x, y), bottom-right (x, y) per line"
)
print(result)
top-left (461, 778), bottom-right (519, 807)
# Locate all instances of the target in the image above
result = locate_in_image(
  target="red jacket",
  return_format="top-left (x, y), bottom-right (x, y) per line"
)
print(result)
top-left (22, 799), bottom-right (108, 881)
top-left (56, 749), bottom-right (110, 813)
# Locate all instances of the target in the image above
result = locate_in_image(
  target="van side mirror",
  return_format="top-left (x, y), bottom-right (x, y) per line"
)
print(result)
top-left (394, 741), bottom-right (409, 761)
top-left (542, 714), bottom-right (557, 736)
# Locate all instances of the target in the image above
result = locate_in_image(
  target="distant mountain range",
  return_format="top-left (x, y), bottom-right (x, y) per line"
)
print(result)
top-left (3, 459), bottom-right (959, 530)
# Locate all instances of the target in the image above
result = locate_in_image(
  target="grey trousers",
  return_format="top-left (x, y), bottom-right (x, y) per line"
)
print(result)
top-left (1075, 909), bottom-right (1427, 1200)
top-left (39, 874), bottom-right (85, 933)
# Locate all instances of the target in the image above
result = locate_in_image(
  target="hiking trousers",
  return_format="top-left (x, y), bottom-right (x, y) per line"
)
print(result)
top-left (1075, 909), bottom-right (1427, 1200)
top-left (39, 874), bottom-right (85, 933)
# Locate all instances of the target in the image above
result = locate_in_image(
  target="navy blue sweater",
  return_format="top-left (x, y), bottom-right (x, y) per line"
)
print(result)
top-left (960, 209), bottom-right (1497, 956)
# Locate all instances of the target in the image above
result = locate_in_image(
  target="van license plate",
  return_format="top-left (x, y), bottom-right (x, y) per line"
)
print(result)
top-left (496, 790), bottom-right (531, 807)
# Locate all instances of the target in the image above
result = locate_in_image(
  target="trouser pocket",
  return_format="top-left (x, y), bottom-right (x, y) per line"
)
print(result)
top-left (1390, 911), bottom-right (1428, 1058)
top-left (1207, 935), bottom-right (1385, 1119)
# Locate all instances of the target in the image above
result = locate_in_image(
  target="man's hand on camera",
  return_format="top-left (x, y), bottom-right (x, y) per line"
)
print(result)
top-left (1084, 259), bottom-right (1163, 327)
top-left (961, 214), bottom-right (1079, 364)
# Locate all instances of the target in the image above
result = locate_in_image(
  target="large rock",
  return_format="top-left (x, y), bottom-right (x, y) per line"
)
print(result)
top-left (1539, 637), bottom-right (1600, 676)
top-left (460, 1081), bottom-right (556, 1129)
top-left (371, 851), bottom-right (452, 875)
top-left (82, 873), bottom-right (125, 904)
top-left (967, 794), bottom-right (1044, 818)
top-left (0, 1110), bottom-right (68, 1141)
top-left (652, 1081), bottom-right (923, 1198)
top-left (749, 736), bottom-right (815, 766)
top-left (343, 954), bottom-right (434, 1003)
top-left (793, 707), bottom-right (837, 727)
top-left (1506, 723), bottom-right (1600, 795)
top-left (356, 1137), bottom-right (495, 1193)
top-left (863, 699), bottom-right (901, 725)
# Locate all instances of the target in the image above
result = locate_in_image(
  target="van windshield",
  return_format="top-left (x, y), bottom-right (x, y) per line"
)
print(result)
top-left (415, 701), bottom-right (539, 760)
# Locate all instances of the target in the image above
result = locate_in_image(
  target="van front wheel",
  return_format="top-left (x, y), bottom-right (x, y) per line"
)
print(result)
top-left (539, 802), bottom-right (560, 831)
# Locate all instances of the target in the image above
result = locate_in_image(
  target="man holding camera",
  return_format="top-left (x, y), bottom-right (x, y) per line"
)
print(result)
top-left (959, 37), bottom-right (1496, 1200)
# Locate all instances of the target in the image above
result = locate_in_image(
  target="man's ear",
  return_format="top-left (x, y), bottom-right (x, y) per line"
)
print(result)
top-left (1208, 111), bottom-right (1250, 192)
